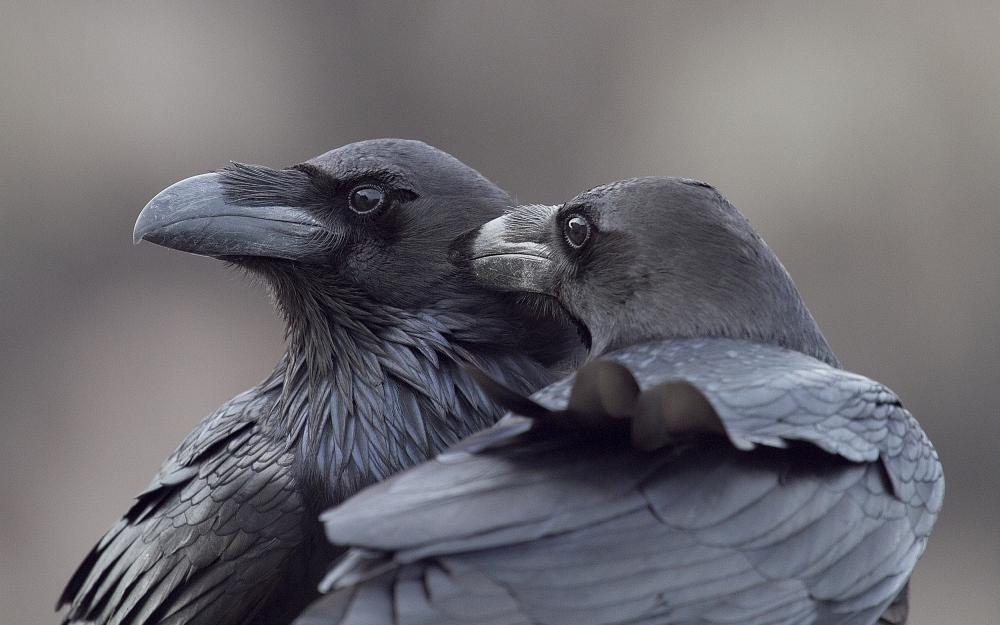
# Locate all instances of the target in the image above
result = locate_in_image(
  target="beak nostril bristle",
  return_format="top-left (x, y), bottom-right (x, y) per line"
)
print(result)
top-left (448, 228), bottom-right (479, 267)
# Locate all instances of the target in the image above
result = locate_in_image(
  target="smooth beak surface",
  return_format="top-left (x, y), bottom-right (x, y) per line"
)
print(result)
top-left (469, 204), bottom-right (560, 295)
top-left (134, 173), bottom-right (328, 261)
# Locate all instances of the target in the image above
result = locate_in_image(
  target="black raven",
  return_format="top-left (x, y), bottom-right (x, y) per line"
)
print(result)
top-left (58, 139), bottom-right (580, 625)
top-left (304, 177), bottom-right (943, 625)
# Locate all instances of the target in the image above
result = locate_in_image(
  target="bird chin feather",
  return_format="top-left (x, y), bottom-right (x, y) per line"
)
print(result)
top-left (515, 291), bottom-right (591, 353)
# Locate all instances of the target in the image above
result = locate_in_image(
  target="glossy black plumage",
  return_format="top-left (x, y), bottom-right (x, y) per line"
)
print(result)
top-left (304, 177), bottom-right (942, 625)
top-left (58, 139), bottom-right (580, 625)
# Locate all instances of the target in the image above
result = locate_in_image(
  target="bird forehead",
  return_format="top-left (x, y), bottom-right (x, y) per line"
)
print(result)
top-left (306, 152), bottom-right (410, 185)
top-left (567, 178), bottom-right (664, 228)
top-left (575, 177), bottom-right (717, 211)
top-left (313, 138), bottom-right (435, 163)
top-left (313, 139), bottom-right (465, 175)
top-left (571, 177), bottom-right (732, 241)
top-left (560, 194), bottom-right (641, 239)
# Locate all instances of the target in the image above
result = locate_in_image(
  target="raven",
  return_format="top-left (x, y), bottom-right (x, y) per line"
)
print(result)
top-left (58, 139), bottom-right (580, 625)
top-left (304, 177), bottom-right (943, 625)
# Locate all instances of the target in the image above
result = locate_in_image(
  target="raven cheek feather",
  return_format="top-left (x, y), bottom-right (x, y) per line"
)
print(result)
top-left (59, 139), bottom-right (581, 625)
top-left (305, 176), bottom-right (942, 625)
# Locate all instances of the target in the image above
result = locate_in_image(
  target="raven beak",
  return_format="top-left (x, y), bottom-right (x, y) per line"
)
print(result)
top-left (468, 204), bottom-right (560, 295)
top-left (134, 172), bottom-right (328, 261)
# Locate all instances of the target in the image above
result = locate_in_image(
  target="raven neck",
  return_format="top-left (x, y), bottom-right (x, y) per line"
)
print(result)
top-left (269, 297), bottom-right (553, 505)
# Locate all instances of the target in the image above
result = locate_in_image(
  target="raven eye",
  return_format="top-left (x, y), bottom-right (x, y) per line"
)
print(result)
top-left (564, 215), bottom-right (591, 248)
top-left (349, 186), bottom-right (385, 214)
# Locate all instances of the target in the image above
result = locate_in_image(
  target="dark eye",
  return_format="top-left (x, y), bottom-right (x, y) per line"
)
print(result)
top-left (349, 186), bottom-right (385, 215)
top-left (564, 214), bottom-right (591, 248)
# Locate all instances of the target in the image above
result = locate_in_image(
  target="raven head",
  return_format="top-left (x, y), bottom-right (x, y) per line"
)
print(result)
top-left (463, 177), bottom-right (838, 366)
top-left (136, 139), bottom-right (523, 313)
top-left (136, 139), bottom-right (583, 367)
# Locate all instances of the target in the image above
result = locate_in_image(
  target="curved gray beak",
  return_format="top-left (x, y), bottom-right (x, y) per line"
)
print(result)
top-left (134, 172), bottom-right (328, 261)
top-left (468, 204), bottom-right (560, 295)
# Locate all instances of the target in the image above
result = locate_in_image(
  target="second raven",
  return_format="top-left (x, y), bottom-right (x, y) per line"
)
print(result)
top-left (307, 177), bottom-right (943, 625)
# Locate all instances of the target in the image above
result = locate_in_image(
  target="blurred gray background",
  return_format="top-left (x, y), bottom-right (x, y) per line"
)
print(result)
top-left (2, 2), bottom-right (998, 624)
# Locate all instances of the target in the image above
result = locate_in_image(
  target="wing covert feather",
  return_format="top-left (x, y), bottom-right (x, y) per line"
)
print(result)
top-left (61, 386), bottom-right (307, 625)
top-left (307, 339), bottom-right (942, 625)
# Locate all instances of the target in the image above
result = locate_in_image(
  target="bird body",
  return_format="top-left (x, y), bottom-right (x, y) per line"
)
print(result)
top-left (59, 140), bottom-right (579, 625)
top-left (301, 177), bottom-right (942, 625)
top-left (308, 338), bottom-right (941, 625)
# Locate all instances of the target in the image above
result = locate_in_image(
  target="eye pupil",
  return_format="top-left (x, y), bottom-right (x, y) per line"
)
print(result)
top-left (565, 215), bottom-right (591, 248)
top-left (350, 186), bottom-right (384, 214)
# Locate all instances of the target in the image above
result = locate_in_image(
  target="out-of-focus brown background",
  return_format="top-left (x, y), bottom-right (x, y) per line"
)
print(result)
top-left (3, 2), bottom-right (997, 624)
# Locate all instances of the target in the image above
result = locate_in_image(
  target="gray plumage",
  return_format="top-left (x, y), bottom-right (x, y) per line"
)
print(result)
top-left (468, 178), bottom-right (836, 364)
top-left (303, 177), bottom-right (942, 625)
top-left (58, 139), bottom-right (579, 625)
